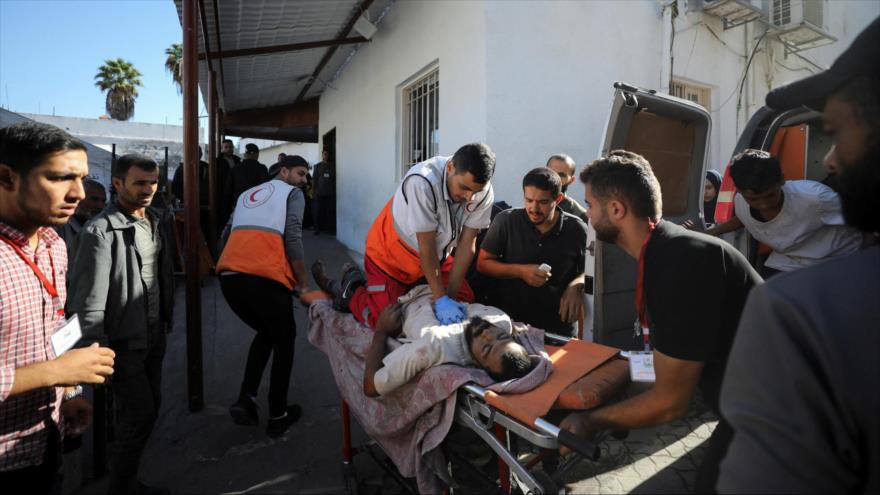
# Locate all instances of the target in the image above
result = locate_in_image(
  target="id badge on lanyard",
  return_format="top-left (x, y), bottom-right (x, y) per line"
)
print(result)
top-left (630, 221), bottom-right (658, 382)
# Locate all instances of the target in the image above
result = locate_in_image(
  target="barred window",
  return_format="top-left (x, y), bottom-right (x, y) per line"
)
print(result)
top-left (401, 68), bottom-right (439, 173)
top-left (670, 80), bottom-right (711, 110)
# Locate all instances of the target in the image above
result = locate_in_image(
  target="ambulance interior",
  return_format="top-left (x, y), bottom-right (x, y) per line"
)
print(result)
top-left (590, 84), bottom-right (834, 350)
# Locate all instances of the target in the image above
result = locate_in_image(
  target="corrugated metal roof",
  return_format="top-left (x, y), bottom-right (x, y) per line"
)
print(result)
top-left (174, 0), bottom-right (393, 114)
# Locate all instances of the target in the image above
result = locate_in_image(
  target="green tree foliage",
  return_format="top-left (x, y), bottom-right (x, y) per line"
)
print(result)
top-left (94, 58), bottom-right (143, 121)
top-left (165, 43), bottom-right (183, 94)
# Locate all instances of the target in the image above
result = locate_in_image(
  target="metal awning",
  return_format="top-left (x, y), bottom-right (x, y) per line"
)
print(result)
top-left (174, 0), bottom-right (393, 142)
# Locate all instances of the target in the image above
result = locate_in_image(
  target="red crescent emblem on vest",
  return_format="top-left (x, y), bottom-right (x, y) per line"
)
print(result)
top-left (242, 182), bottom-right (275, 208)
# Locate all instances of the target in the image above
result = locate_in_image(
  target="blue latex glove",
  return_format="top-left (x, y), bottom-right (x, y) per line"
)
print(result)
top-left (434, 295), bottom-right (467, 324)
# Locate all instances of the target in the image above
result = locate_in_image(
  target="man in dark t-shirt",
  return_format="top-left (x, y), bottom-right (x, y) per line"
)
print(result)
top-left (477, 168), bottom-right (587, 336)
top-left (477, 167), bottom-right (587, 336)
top-left (560, 150), bottom-right (761, 492)
top-left (546, 153), bottom-right (589, 223)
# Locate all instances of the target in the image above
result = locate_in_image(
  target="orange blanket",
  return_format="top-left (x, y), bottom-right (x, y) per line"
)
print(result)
top-left (484, 339), bottom-right (619, 425)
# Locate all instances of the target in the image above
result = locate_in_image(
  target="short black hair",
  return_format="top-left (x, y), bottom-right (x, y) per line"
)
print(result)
top-left (580, 150), bottom-right (662, 222)
top-left (729, 149), bottom-right (783, 193)
top-left (451, 143), bottom-right (495, 184)
top-left (0, 122), bottom-right (87, 178)
top-left (83, 178), bottom-right (106, 192)
top-left (523, 167), bottom-right (562, 197)
top-left (546, 153), bottom-right (576, 174)
top-left (222, 138), bottom-right (233, 145)
top-left (279, 154), bottom-right (309, 170)
top-left (464, 317), bottom-right (534, 382)
top-left (113, 154), bottom-right (158, 180)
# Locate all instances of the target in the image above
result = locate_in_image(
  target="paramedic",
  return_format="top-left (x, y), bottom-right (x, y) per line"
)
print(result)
top-left (719, 17), bottom-right (880, 493)
top-left (217, 155), bottom-right (311, 438)
top-left (348, 143), bottom-right (496, 327)
top-left (476, 167), bottom-right (587, 336)
top-left (705, 149), bottom-right (862, 277)
top-left (559, 150), bottom-right (761, 492)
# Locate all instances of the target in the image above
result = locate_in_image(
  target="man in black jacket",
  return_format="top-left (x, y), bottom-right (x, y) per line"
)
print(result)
top-left (224, 143), bottom-right (269, 212)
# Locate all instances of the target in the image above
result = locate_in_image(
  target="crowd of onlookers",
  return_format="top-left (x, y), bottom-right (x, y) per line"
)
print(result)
top-left (0, 16), bottom-right (877, 495)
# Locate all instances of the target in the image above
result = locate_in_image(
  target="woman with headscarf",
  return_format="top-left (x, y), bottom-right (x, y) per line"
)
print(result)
top-left (704, 170), bottom-right (722, 227)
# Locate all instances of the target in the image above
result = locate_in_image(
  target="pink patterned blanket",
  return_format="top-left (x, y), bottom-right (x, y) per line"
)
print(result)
top-left (307, 301), bottom-right (550, 493)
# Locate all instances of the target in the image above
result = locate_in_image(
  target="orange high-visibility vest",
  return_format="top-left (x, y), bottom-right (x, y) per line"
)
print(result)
top-left (217, 180), bottom-right (298, 289)
top-left (365, 199), bottom-right (423, 284)
top-left (715, 161), bottom-right (736, 224)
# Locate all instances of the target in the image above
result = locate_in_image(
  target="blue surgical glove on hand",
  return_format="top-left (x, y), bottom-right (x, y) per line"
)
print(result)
top-left (434, 295), bottom-right (467, 324)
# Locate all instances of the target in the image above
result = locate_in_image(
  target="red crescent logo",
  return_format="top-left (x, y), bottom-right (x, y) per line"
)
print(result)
top-left (243, 183), bottom-right (274, 208)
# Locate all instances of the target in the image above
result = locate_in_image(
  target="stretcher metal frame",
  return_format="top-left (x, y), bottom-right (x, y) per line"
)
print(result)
top-left (338, 333), bottom-right (625, 495)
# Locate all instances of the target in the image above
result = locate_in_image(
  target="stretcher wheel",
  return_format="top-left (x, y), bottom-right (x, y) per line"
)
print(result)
top-left (341, 461), bottom-right (358, 495)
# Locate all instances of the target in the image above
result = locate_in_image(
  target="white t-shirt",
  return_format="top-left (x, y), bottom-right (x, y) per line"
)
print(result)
top-left (372, 286), bottom-right (512, 396)
top-left (734, 180), bottom-right (863, 271)
top-left (391, 156), bottom-right (494, 261)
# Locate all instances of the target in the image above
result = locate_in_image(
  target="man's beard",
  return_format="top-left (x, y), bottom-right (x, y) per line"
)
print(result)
top-left (591, 206), bottom-right (620, 244)
top-left (838, 144), bottom-right (880, 233)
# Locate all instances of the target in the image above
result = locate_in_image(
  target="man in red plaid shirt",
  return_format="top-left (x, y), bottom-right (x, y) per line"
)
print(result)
top-left (0, 122), bottom-right (115, 493)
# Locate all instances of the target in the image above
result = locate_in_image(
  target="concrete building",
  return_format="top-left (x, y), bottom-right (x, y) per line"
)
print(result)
top-left (22, 113), bottom-right (205, 179)
top-left (315, 0), bottom-right (879, 256)
top-left (0, 108), bottom-right (114, 185)
top-left (237, 137), bottom-right (320, 166)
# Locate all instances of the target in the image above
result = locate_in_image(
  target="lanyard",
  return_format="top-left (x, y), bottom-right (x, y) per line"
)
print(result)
top-left (0, 234), bottom-right (65, 317)
top-left (635, 220), bottom-right (657, 351)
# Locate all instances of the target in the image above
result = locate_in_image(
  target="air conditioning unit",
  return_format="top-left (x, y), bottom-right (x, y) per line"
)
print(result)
top-left (698, 0), bottom-right (768, 30)
top-left (769, 0), bottom-right (836, 54)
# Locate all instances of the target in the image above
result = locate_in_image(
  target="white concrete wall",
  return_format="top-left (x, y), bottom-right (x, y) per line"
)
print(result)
top-left (320, 0), bottom-right (878, 255)
top-left (237, 138), bottom-right (320, 166)
top-left (484, 1), bottom-right (664, 206)
top-left (319, 0), bottom-right (488, 253)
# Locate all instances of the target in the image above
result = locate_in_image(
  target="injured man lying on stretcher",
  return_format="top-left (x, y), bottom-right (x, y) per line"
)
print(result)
top-left (310, 262), bottom-right (539, 397)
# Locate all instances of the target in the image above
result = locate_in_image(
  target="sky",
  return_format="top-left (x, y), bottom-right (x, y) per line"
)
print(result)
top-left (0, 0), bottom-right (205, 125)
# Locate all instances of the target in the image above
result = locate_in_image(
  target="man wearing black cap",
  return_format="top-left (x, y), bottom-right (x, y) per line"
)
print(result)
top-left (718, 17), bottom-right (879, 493)
top-left (216, 154), bottom-right (311, 438)
top-left (223, 142), bottom-right (269, 213)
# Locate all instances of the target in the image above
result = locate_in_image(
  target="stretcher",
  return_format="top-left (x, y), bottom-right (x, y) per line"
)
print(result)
top-left (303, 291), bottom-right (630, 494)
top-left (450, 336), bottom-right (631, 494)
top-left (338, 331), bottom-right (631, 495)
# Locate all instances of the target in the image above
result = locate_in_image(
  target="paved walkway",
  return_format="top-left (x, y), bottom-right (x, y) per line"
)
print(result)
top-left (77, 232), bottom-right (716, 494)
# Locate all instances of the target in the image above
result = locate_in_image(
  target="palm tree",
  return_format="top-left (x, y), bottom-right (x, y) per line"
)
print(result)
top-left (94, 58), bottom-right (143, 121)
top-left (165, 43), bottom-right (183, 94)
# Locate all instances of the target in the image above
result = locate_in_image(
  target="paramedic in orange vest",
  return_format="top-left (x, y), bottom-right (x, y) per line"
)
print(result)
top-left (350, 143), bottom-right (497, 327)
top-left (216, 155), bottom-right (310, 438)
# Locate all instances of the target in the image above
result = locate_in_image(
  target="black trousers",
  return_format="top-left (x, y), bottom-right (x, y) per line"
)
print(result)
top-left (312, 195), bottom-right (335, 233)
top-left (0, 422), bottom-right (62, 494)
top-left (107, 333), bottom-right (166, 494)
top-left (220, 274), bottom-right (296, 417)
top-left (694, 419), bottom-right (733, 494)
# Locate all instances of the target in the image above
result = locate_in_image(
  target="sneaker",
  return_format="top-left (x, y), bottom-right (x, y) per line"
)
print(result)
top-left (336, 264), bottom-right (366, 311)
top-left (266, 404), bottom-right (302, 438)
top-left (229, 397), bottom-right (258, 426)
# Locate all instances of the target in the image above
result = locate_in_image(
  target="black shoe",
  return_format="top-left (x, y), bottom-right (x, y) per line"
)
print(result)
top-left (266, 404), bottom-right (302, 438)
top-left (137, 482), bottom-right (171, 495)
top-left (229, 397), bottom-right (258, 426)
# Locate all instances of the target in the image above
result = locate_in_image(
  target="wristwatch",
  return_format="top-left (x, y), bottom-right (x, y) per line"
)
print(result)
top-left (63, 385), bottom-right (84, 401)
